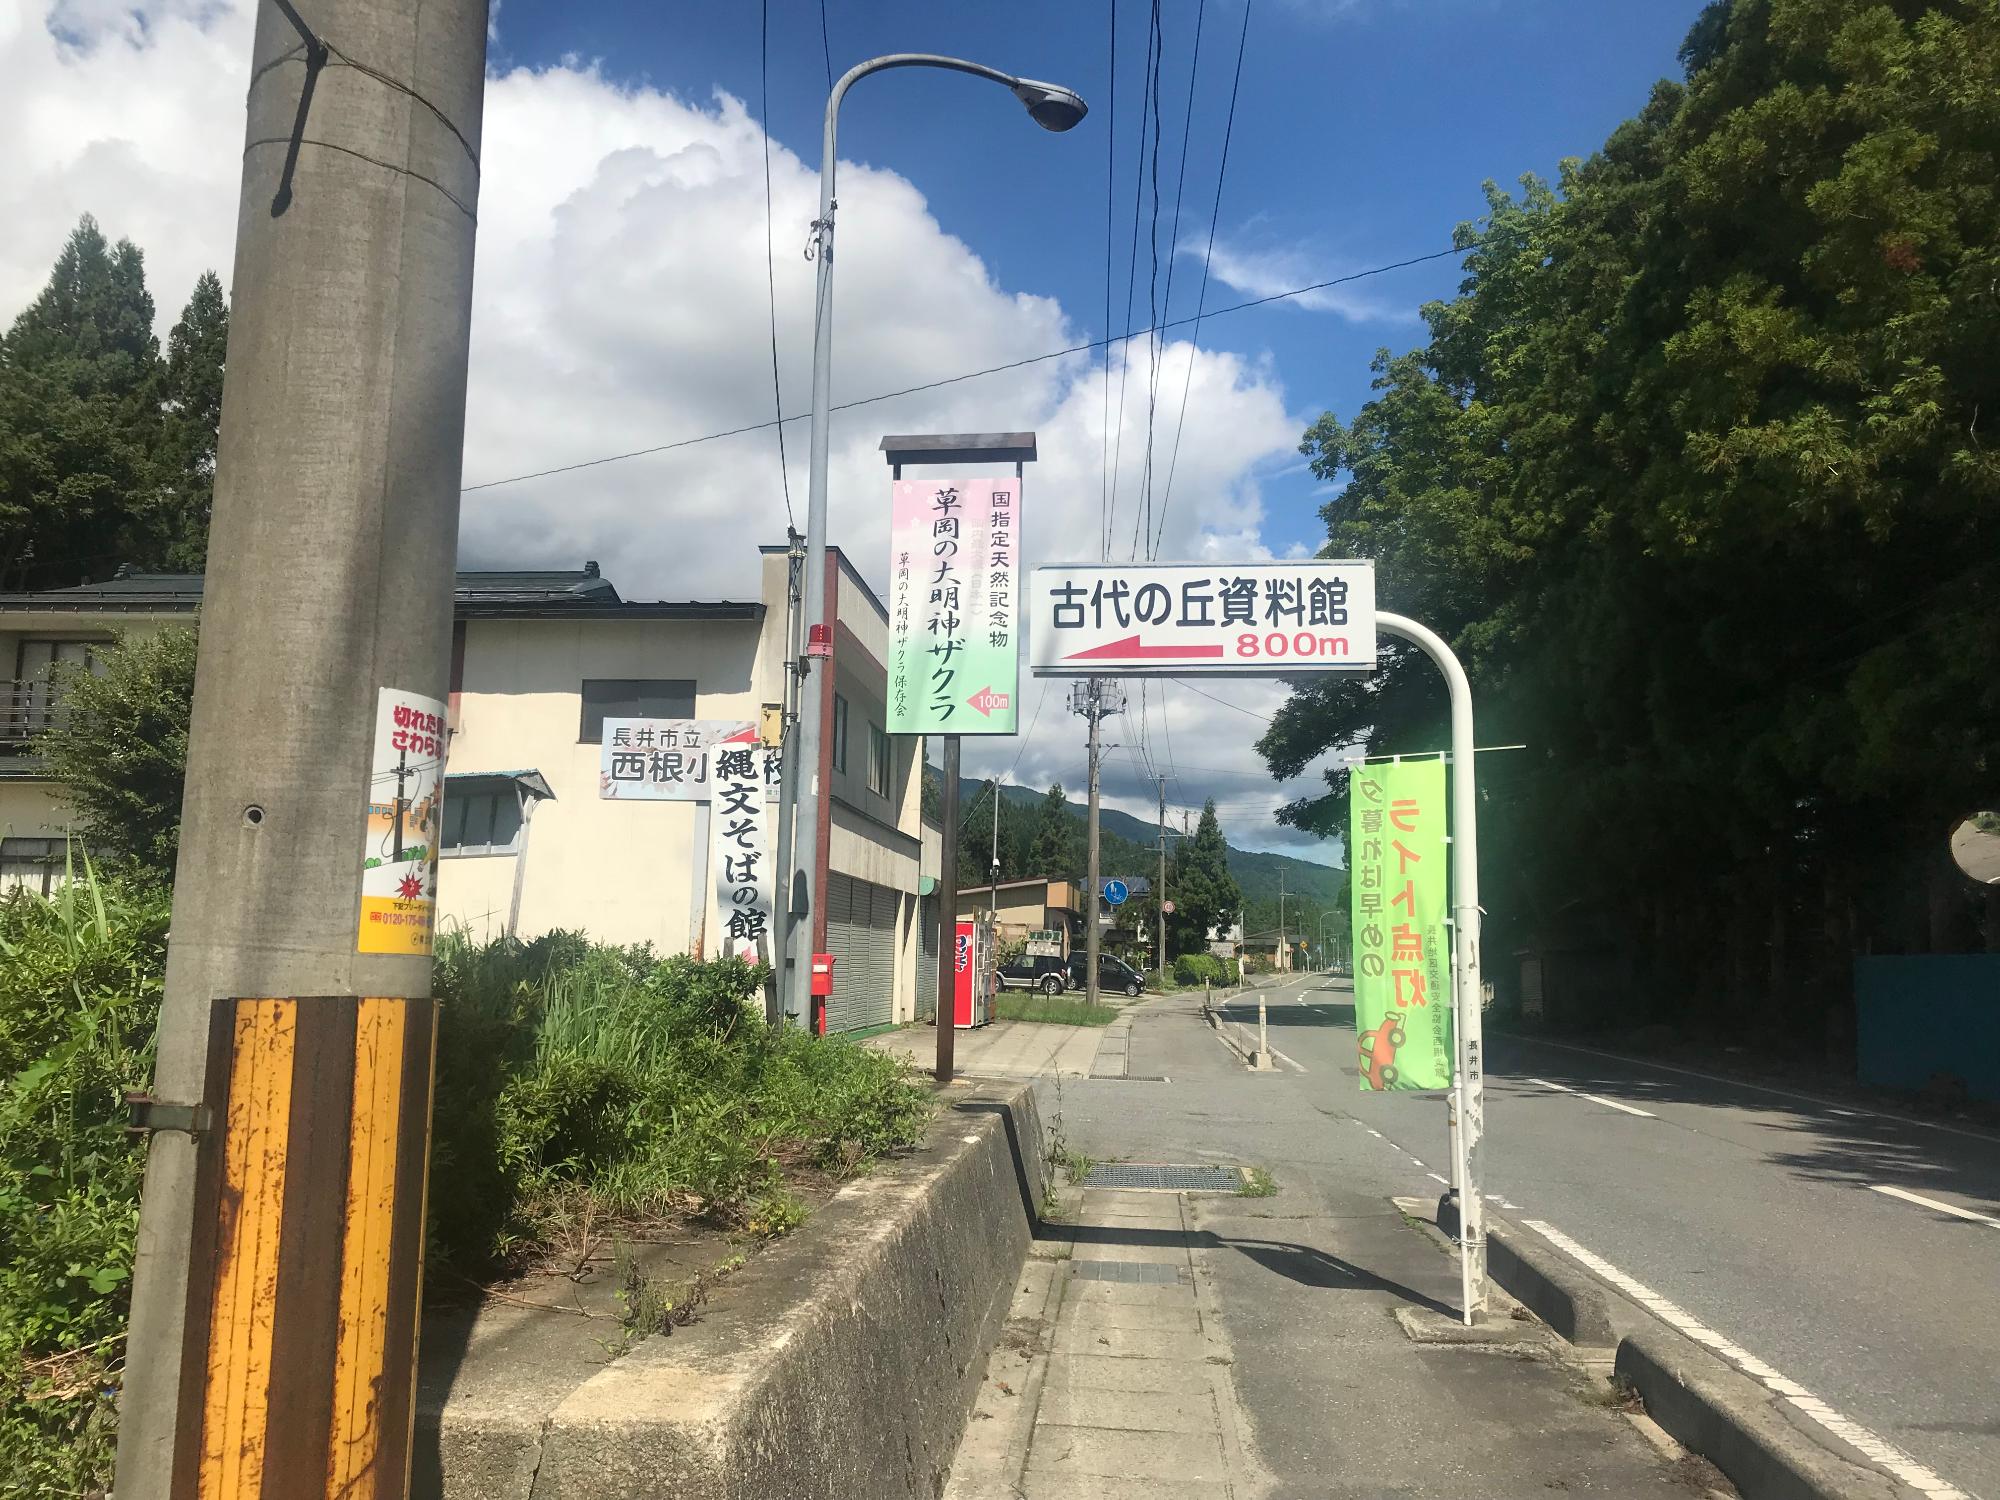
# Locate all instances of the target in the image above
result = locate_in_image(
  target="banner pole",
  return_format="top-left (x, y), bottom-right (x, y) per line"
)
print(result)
top-left (1378, 612), bottom-right (1486, 1324)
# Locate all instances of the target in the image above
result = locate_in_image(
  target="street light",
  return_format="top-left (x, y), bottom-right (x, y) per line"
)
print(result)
top-left (780, 54), bottom-right (1089, 1028)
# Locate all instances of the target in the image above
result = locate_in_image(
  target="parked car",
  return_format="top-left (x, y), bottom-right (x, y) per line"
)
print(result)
top-left (996, 954), bottom-right (1068, 995)
top-left (1067, 952), bottom-right (1146, 998)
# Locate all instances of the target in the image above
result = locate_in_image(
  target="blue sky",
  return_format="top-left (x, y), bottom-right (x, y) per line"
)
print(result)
top-left (5, 0), bottom-right (1715, 860)
top-left (487, 0), bottom-right (1710, 559)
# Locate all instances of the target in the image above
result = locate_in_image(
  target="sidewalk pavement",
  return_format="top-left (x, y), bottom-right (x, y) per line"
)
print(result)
top-left (864, 1012), bottom-right (1138, 1081)
top-left (941, 994), bottom-right (1733, 1500)
top-left (945, 1187), bottom-right (1265, 1500)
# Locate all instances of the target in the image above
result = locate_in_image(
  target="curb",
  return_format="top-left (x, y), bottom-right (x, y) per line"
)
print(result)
top-left (1433, 1200), bottom-right (1927, 1500)
top-left (1615, 1325), bottom-right (1914, 1500)
top-left (1434, 1195), bottom-right (1617, 1351)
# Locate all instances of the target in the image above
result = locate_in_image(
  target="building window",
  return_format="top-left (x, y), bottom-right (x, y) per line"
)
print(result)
top-left (0, 837), bottom-right (67, 897)
top-left (867, 722), bottom-right (891, 797)
top-left (579, 678), bottom-right (695, 743)
top-left (440, 785), bottom-right (526, 856)
top-left (8, 639), bottom-right (97, 743)
top-left (832, 693), bottom-right (849, 773)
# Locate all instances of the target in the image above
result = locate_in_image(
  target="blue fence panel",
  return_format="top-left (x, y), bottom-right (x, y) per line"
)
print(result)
top-left (1854, 955), bottom-right (2000, 1102)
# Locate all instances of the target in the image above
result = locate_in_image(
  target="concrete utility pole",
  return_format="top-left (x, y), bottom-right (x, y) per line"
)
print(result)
top-left (1278, 869), bottom-right (1288, 975)
top-left (1155, 776), bottom-right (1168, 982)
top-left (113, 3), bottom-right (489, 1497)
top-left (1085, 682), bottom-right (1104, 1007)
top-left (1071, 678), bottom-right (1118, 1006)
top-left (770, 526), bottom-right (805, 1024)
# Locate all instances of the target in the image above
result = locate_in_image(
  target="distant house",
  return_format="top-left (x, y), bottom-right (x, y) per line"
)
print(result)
top-left (1239, 929), bottom-right (1304, 973)
top-left (0, 549), bottom-right (933, 1033)
top-left (1207, 922), bottom-right (1245, 960)
top-left (954, 876), bottom-right (1083, 953)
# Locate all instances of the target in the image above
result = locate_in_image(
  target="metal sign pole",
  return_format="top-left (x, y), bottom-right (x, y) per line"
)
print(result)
top-left (1378, 612), bottom-right (1485, 1323)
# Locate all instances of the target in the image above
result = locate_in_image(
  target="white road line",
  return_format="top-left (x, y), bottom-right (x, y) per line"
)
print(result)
top-left (1426, 1172), bottom-right (1448, 1185)
top-left (1871, 1183), bottom-right (2000, 1229)
top-left (1527, 1077), bottom-right (1656, 1118)
top-left (1520, 1219), bottom-right (1972, 1499)
top-left (1513, 1035), bottom-right (2000, 1145)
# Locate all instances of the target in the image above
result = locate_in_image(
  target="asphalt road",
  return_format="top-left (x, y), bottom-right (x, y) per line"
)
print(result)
top-left (1214, 977), bottom-right (2000, 1500)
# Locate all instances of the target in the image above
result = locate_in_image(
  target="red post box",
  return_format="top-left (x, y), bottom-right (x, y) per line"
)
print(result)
top-left (810, 952), bottom-right (835, 1036)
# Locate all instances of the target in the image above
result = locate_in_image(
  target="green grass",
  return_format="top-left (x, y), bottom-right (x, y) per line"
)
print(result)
top-left (1, 883), bottom-right (935, 1498)
top-left (994, 994), bottom-right (1120, 1026)
top-left (1237, 1166), bottom-right (1277, 1198)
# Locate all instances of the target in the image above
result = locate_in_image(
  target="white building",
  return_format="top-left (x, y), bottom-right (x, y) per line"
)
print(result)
top-left (0, 548), bottom-right (938, 1032)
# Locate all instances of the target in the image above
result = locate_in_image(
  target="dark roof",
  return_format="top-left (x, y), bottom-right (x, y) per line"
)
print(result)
top-left (455, 564), bottom-right (620, 604)
top-left (0, 564), bottom-right (761, 622)
top-left (1098, 875), bottom-right (1152, 897)
top-left (880, 432), bottom-right (1037, 467)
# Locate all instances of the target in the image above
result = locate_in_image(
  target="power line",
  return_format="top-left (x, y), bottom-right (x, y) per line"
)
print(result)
top-left (958, 676), bottom-right (1058, 835)
top-left (1105, 2), bottom-right (1159, 560)
top-left (759, 0), bottom-right (795, 529)
top-left (1143, 0), bottom-right (1205, 563)
top-left (1099, 0), bottom-right (1117, 563)
top-left (457, 246), bottom-right (1461, 494)
top-left (1133, 0), bottom-right (1168, 562)
top-left (1171, 677), bottom-right (1273, 722)
top-left (1155, 0), bottom-right (1251, 557)
top-left (817, 0), bottom-right (833, 90)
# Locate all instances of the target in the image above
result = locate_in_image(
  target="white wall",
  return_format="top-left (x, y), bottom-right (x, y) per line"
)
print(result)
top-left (0, 779), bottom-right (73, 842)
top-left (440, 615), bottom-right (766, 951)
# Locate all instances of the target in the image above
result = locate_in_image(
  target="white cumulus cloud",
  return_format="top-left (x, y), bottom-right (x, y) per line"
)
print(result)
top-left (1, 0), bottom-right (1339, 861)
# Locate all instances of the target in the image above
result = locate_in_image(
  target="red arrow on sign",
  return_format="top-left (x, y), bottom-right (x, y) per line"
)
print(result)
top-left (1063, 634), bottom-right (1226, 662)
top-left (966, 686), bottom-right (1011, 717)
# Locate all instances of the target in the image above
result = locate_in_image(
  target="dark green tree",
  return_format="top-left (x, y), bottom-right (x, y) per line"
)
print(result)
top-left (1166, 800), bottom-right (1241, 958)
top-left (0, 217), bottom-right (163, 588)
top-left (153, 269), bottom-right (227, 569)
top-left (1264, 0), bottom-right (2000, 1036)
top-left (34, 627), bottom-right (197, 879)
top-left (1029, 783), bottom-right (1083, 878)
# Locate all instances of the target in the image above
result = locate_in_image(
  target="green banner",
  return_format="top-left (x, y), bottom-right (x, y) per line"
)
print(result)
top-left (1350, 760), bottom-right (1453, 1090)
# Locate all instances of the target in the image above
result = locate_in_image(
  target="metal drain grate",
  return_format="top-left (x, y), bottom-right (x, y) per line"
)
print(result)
top-left (1082, 1162), bottom-right (1244, 1192)
top-left (1071, 1260), bottom-right (1185, 1284)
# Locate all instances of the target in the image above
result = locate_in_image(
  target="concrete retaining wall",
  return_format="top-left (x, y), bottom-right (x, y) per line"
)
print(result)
top-left (418, 1083), bottom-right (1044, 1500)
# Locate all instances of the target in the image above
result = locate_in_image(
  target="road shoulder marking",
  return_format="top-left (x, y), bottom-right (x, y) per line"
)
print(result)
top-left (1510, 1034), bottom-right (2000, 1145)
top-left (1870, 1183), bottom-right (2000, 1229)
top-left (1527, 1077), bottom-right (1656, 1117)
top-left (1520, 1218), bottom-right (1970, 1499)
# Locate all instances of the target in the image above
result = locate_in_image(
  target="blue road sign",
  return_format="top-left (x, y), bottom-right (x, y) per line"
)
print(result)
top-left (1103, 879), bottom-right (1129, 907)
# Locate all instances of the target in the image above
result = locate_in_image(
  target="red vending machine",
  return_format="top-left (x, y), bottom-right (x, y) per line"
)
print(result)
top-left (952, 917), bottom-right (993, 1028)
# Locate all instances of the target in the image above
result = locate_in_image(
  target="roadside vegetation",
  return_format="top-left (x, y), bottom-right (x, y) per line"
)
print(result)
top-left (994, 993), bottom-right (1120, 1026)
top-left (1, 870), bottom-right (931, 1496)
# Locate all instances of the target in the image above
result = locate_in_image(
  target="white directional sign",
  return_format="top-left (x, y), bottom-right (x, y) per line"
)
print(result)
top-left (1028, 561), bottom-right (1376, 676)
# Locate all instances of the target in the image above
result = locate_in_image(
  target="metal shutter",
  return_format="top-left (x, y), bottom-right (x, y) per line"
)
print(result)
top-left (917, 895), bottom-right (939, 1022)
top-left (824, 875), bottom-right (896, 1033)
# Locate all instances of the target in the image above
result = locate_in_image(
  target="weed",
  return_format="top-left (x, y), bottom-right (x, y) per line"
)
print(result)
top-left (1238, 1166), bottom-right (1277, 1198)
top-left (1058, 1148), bottom-right (1096, 1185)
top-left (994, 995), bottom-right (1119, 1026)
top-left (2, 891), bottom-right (933, 1494)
